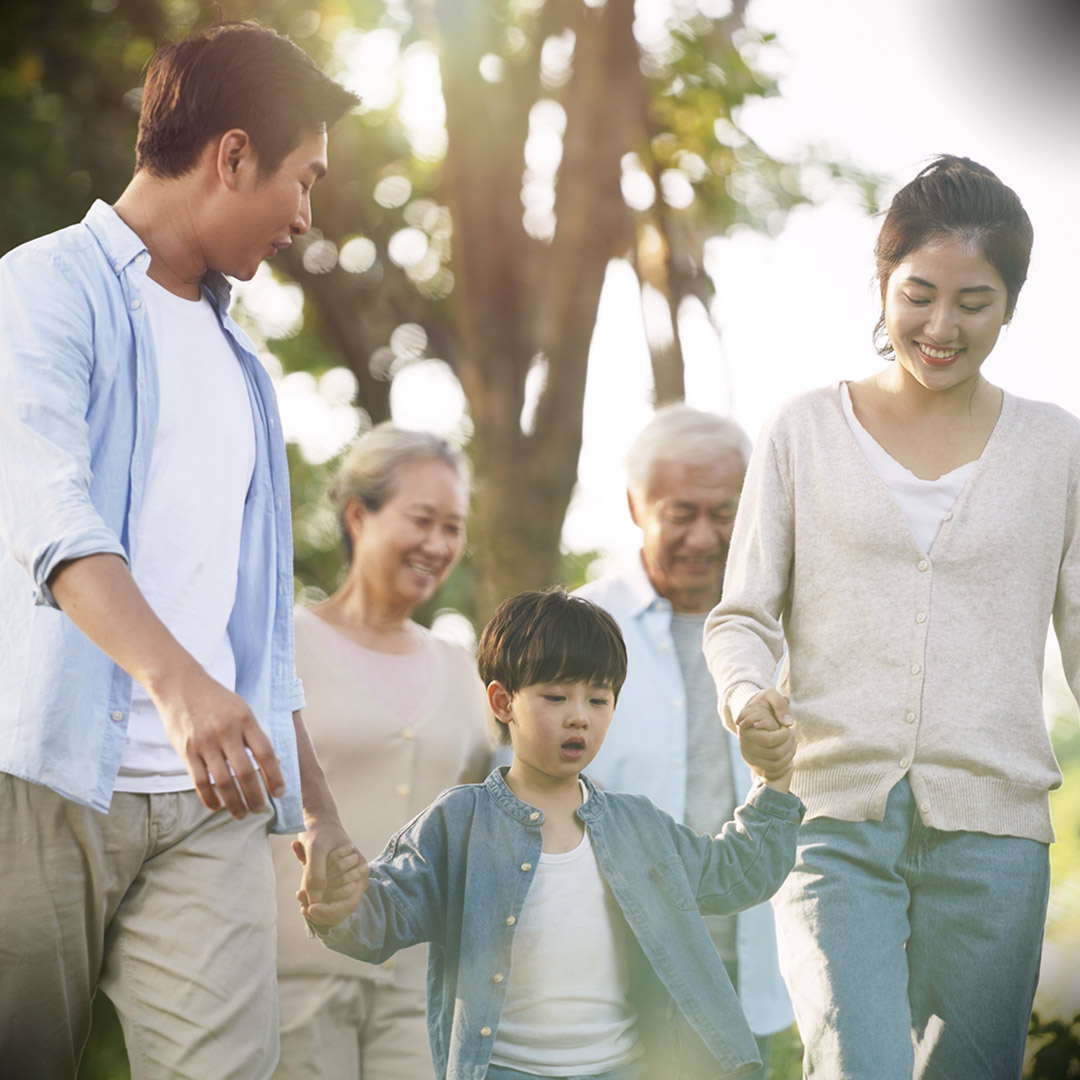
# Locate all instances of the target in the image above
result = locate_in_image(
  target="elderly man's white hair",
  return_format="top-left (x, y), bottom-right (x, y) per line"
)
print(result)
top-left (625, 403), bottom-right (751, 503)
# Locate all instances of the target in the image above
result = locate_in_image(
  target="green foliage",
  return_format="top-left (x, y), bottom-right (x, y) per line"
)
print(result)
top-left (1027, 1013), bottom-right (1080, 1079)
top-left (768, 1022), bottom-right (804, 1079)
top-left (0, 0), bottom-right (164, 251)
top-left (76, 995), bottom-right (129, 1080)
top-left (288, 441), bottom-right (348, 600)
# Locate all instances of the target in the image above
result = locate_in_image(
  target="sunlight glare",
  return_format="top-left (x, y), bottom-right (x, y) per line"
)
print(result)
top-left (278, 371), bottom-right (362, 465)
top-left (540, 30), bottom-right (575, 89)
top-left (390, 359), bottom-right (468, 437)
top-left (334, 28), bottom-right (401, 112)
top-left (230, 263), bottom-right (304, 340)
top-left (339, 236), bottom-right (378, 274)
top-left (400, 43), bottom-right (448, 161)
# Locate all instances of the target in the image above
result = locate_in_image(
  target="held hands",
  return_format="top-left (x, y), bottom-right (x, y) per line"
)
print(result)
top-left (736, 689), bottom-right (796, 793)
top-left (154, 658), bottom-right (285, 819)
top-left (295, 839), bottom-right (369, 929)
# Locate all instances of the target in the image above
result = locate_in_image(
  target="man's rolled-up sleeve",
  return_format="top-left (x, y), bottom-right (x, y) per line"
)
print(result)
top-left (0, 250), bottom-right (127, 607)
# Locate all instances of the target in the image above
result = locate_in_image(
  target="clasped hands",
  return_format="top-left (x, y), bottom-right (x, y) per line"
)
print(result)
top-left (735, 688), bottom-right (797, 785)
top-left (295, 837), bottom-right (369, 930)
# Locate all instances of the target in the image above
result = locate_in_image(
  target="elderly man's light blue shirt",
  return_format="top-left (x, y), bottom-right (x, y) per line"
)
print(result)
top-left (0, 201), bottom-right (305, 830)
top-left (576, 556), bottom-right (793, 1036)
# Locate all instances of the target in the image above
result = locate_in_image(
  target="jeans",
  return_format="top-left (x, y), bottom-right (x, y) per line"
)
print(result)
top-left (772, 777), bottom-right (1050, 1079)
top-left (486, 1064), bottom-right (641, 1080)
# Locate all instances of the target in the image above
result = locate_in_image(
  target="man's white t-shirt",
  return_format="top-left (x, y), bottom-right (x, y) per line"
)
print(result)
top-left (115, 275), bottom-right (256, 793)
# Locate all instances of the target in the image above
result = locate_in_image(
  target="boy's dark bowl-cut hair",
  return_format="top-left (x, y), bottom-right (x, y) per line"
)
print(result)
top-left (478, 588), bottom-right (628, 743)
top-left (136, 21), bottom-right (359, 180)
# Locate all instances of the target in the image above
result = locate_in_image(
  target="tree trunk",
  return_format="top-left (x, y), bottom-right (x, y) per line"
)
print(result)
top-left (434, 0), bottom-right (639, 619)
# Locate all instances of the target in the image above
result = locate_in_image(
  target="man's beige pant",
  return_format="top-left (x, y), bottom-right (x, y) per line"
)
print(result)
top-left (273, 975), bottom-right (434, 1080)
top-left (0, 773), bottom-right (279, 1079)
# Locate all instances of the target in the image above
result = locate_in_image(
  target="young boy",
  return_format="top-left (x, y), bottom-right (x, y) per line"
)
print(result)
top-left (303, 589), bottom-right (803, 1080)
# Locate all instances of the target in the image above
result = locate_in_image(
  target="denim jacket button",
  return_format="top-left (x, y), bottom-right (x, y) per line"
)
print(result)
top-left (505, 916), bottom-right (516, 926)
top-left (529, 811), bottom-right (540, 821)
top-left (520, 862), bottom-right (532, 872)
top-left (480, 1026), bottom-right (492, 1037)
top-left (493, 973), bottom-right (504, 983)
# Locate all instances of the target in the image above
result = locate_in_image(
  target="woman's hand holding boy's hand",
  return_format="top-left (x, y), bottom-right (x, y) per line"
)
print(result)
top-left (294, 840), bottom-right (369, 930)
top-left (736, 689), bottom-right (796, 793)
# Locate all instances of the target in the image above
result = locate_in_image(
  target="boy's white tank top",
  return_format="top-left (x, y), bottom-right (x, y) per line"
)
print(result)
top-left (489, 783), bottom-right (642, 1075)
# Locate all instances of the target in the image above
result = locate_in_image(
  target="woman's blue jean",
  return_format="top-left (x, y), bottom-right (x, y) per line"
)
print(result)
top-left (772, 777), bottom-right (1050, 1079)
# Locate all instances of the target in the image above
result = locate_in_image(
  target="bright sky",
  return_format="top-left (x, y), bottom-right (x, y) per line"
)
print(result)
top-left (567, 0), bottom-right (1080, 562)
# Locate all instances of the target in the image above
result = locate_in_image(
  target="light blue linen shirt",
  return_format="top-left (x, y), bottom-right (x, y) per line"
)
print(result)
top-left (0, 200), bottom-right (305, 830)
top-left (576, 557), bottom-right (793, 1036)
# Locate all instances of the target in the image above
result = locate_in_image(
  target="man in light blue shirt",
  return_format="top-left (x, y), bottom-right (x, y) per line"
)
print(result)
top-left (0, 23), bottom-right (359, 1079)
top-left (577, 404), bottom-right (793, 1075)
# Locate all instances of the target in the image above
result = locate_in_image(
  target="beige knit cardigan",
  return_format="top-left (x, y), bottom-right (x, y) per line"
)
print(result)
top-left (704, 384), bottom-right (1080, 843)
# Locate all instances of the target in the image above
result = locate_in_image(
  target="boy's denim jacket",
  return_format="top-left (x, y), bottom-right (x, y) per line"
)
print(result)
top-left (319, 768), bottom-right (804, 1080)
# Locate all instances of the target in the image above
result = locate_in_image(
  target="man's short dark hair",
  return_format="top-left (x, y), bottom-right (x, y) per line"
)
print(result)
top-left (136, 21), bottom-right (359, 179)
top-left (478, 589), bottom-right (628, 744)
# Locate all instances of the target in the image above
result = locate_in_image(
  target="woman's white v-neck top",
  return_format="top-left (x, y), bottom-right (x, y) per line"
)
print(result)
top-left (705, 382), bottom-right (1080, 842)
top-left (839, 381), bottom-right (974, 554)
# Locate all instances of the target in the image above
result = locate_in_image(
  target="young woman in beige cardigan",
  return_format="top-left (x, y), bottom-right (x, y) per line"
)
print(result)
top-left (705, 156), bottom-right (1080, 1079)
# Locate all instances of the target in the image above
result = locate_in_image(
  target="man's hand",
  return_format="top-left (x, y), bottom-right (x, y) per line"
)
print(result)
top-left (153, 658), bottom-right (285, 819)
top-left (294, 837), bottom-right (368, 929)
top-left (48, 553), bottom-right (285, 819)
top-left (736, 689), bottom-right (796, 783)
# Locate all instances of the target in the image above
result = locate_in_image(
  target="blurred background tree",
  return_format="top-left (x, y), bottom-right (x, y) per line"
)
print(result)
top-left (0, 0), bottom-right (876, 621)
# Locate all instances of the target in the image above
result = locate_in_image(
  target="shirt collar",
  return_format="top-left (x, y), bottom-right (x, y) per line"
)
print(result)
top-left (624, 551), bottom-right (671, 618)
top-left (82, 199), bottom-right (233, 313)
top-left (483, 767), bottom-right (606, 824)
top-left (84, 199), bottom-right (146, 275)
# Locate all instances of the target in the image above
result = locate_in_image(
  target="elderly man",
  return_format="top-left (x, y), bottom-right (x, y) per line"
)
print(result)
top-left (577, 403), bottom-right (792, 1074)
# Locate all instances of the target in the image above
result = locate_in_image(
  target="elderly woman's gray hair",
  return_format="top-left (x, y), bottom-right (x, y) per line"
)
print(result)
top-left (329, 423), bottom-right (470, 562)
top-left (625, 403), bottom-right (751, 502)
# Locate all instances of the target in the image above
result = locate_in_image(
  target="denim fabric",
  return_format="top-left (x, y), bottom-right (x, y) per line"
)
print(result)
top-left (0, 201), bottom-right (305, 829)
top-left (321, 768), bottom-right (804, 1080)
top-left (577, 564), bottom-right (793, 1036)
top-left (486, 1064), bottom-right (640, 1080)
top-left (772, 777), bottom-right (1050, 1079)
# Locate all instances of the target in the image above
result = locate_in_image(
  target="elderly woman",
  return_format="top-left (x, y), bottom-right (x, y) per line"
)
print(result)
top-left (271, 424), bottom-right (493, 1080)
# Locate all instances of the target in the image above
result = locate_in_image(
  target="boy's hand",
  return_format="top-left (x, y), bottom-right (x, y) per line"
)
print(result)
top-left (736, 689), bottom-right (796, 787)
top-left (294, 839), bottom-right (369, 930)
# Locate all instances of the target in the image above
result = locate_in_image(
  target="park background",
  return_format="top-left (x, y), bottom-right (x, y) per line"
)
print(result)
top-left (2, 0), bottom-right (1079, 1074)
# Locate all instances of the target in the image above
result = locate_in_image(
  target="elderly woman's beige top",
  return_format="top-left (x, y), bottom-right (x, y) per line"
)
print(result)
top-left (273, 605), bottom-right (493, 987)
